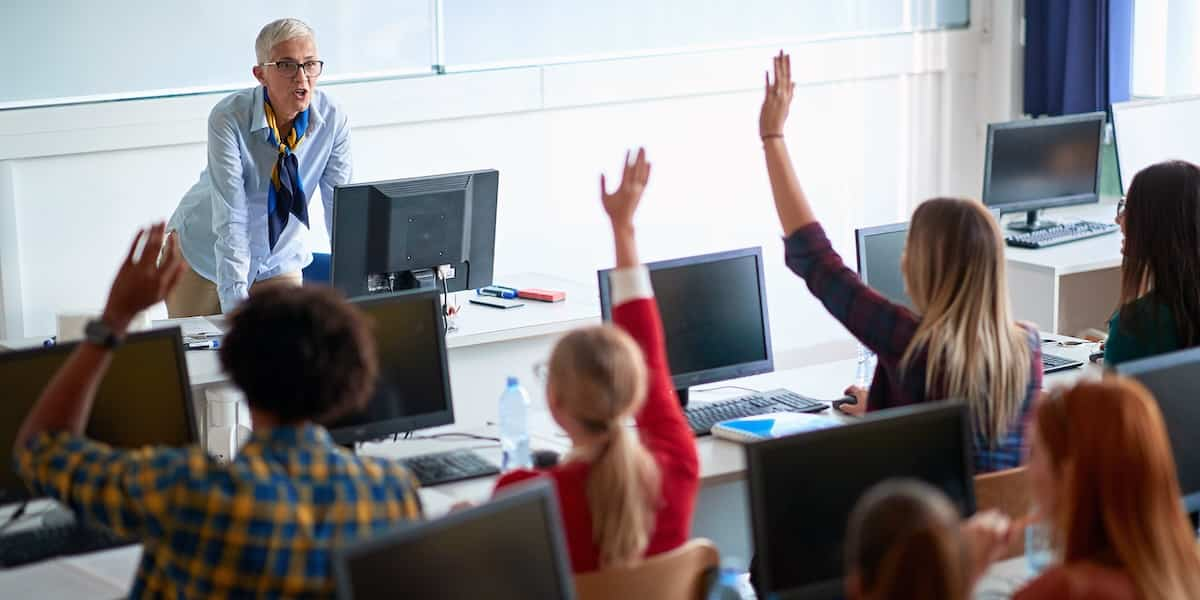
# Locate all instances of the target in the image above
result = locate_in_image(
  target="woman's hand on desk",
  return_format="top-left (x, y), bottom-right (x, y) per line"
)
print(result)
top-left (837, 385), bottom-right (869, 416)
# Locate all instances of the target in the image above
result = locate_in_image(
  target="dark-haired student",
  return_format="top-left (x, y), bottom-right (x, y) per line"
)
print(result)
top-left (757, 52), bottom-right (1042, 472)
top-left (1104, 160), bottom-right (1200, 366)
top-left (14, 224), bottom-right (421, 597)
top-left (845, 480), bottom-right (1015, 600)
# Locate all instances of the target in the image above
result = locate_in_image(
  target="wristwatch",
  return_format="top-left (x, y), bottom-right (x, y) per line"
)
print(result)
top-left (84, 319), bottom-right (123, 349)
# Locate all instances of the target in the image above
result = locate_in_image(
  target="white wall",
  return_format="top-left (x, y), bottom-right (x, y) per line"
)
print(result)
top-left (0, 1), bottom-right (1023, 367)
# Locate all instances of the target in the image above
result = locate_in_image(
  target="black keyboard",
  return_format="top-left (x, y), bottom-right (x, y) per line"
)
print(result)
top-left (685, 389), bottom-right (827, 437)
top-left (1043, 352), bottom-right (1084, 373)
top-left (400, 449), bottom-right (500, 487)
top-left (0, 510), bottom-right (132, 567)
top-left (1005, 221), bottom-right (1118, 249)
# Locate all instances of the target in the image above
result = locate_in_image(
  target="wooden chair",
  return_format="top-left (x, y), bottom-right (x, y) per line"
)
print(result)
top-left (574, 538), bottom-right (720, 600)
top-left (974, 466), bottom-right (1032, 559)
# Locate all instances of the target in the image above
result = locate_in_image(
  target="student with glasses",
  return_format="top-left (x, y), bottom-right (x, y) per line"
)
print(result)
top-left (1104, 160), bottom-right (1200, 365)
top-left (165, 18), bottom-right (351, 317)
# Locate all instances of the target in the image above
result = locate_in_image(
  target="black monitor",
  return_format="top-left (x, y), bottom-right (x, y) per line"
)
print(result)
top-left (331, 169), bottom-right (498, 298)
top-left (1115, 347), bottom-right (1200, 513)
top-left (747, 402), bottom-right (975, 599)
top-left (0, 327), bottom-right (196, 504)
top-left (334, 479), bottom-right (575, 600)
top-left (326, 289), bottom-right (454, 444)
top-left (597, 247), bottom-right (773, 406)
top-left (855, 222), bottom-right (913, 311)
top-left (982, 112), bottom-right (1106, 232)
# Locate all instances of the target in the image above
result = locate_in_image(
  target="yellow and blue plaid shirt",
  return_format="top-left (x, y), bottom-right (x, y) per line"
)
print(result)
top-left (16, 424), bottom-right (422, 598)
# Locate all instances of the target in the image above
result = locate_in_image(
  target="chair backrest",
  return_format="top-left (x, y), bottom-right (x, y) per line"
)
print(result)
top-left (974, 466), bottom-right (1031, 559)
top-left (574, 538), bottom-right (720, 600)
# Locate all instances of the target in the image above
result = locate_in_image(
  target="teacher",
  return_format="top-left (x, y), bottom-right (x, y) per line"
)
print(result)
top-left (166, 18), bottom-right (351, 317)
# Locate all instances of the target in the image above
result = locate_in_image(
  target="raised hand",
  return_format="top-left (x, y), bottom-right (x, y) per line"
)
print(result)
top-left (759, 50), bottom-right (795, 139)
top-left (102, 223), bottom-right (185, 335)
top-left (600, 147), bottom-right (651, 231)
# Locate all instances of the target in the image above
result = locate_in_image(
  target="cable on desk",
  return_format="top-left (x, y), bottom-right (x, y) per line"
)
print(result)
top-left (411, 432), bottom-right (501, 443)
top-left (0, 501), bottom-right (28, 535)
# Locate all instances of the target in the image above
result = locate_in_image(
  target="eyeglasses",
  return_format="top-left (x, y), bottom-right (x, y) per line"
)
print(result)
top-left (1117, 196), bottom-right (1126, 217)
top-left (261, 60), bottom-right (324, 78)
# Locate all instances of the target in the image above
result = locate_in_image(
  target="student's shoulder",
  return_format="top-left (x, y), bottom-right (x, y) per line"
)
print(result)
top-left (1016, 564), bottom-right (1136, 600)
top-left (207, 87), bottom-right (259, 125)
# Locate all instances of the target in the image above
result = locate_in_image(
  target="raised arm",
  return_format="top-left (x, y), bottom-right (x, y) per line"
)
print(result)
top-left (601, 150), bottom-right (695, 471)
top-left (15, 224), bottom-right (184, 449)
top-left (760, 51), bottom-right (815, 236)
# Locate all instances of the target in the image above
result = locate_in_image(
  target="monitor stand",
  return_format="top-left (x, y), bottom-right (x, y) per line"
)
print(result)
top-left (366, 268), bottom-right (439, 294)
top-left (1006, 209), bottom-right (1058, 232)
top-left (676, 387), bottom-right (690, 408)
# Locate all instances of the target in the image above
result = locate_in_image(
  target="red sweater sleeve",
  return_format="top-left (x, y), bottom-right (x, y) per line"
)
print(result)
top-left (611, 297), bottom-right (700, 494)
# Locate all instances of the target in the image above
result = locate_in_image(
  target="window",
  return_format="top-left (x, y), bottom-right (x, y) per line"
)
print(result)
top-left (1131, 0), bottom-right (1200, 97)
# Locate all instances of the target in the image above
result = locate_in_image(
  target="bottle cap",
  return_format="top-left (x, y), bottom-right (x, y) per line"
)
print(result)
top-left (506, 376), bottom-right (519, 387)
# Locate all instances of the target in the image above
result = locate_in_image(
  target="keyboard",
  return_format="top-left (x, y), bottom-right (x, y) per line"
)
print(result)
top-left (1042, 352), bottom-right (1084, 373)
top-left (1005, 221), bottom-right (1119, 249)
top-left (685, 389), bottom-right (827, 437)
top-left (0, 510), bottom-right (132, 567)
top-left (399, 449), bottom-right (500, 487)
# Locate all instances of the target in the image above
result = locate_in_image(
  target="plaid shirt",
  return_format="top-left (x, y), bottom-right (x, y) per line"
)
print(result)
top-left (784, 223), bottom-right (1043, 472)
top-left (16, 424), bottom-right (422, 598)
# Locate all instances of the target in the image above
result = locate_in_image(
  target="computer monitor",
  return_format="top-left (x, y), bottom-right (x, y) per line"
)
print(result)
top-left (333, 479), bottom-right (575, 600)
top-left (1112, 95), bottom-right (1200, 195)
top-left (0, 327), bottom-right (196, 504)
top-left (1115, 347), bottom-right (1200, 513)
top-left (597, 247), bottom-right (773, 406)
top-left (747, 402), bottom-right (975, 599)
top-left (982, 112), bottom-right (1106, 232)
top-left (855, 222), bottom-right (914, 311)
top-left (325, 289), bottom-right (455, 444)
top-left (331, 169), bottom-right (498, 298)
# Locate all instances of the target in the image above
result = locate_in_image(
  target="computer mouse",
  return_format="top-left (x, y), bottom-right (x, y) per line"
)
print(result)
top-left (532, 449), bottom-right (560, 469)
top-left (831, 395), bottom-right (858, 411)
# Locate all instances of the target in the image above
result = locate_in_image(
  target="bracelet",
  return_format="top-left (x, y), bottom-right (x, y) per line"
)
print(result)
top-left (760, 133), bottom-right (783, 140)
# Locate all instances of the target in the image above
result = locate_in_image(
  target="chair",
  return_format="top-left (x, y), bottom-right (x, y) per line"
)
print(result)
top-left (574, 538), bottom-right (720, 600)
top-left (302, 252), bottom-right (331, 284)
top-left (974, 466), bottom-right (1032, 559)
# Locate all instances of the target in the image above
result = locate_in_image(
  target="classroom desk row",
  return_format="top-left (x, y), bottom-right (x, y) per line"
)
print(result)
top-left (0, 333), bottom-right (1099, 599)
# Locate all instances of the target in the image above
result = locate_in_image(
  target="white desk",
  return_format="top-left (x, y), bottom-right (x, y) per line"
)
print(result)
top-left (1004, 201), bottom-right (1123, 336)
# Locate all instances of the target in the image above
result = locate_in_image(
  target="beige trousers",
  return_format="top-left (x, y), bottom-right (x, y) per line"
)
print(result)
top-left (165, 264), bottom-right (302, 318)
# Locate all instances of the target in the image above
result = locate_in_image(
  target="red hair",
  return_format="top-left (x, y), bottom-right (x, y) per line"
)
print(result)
top-left (1035, 378), bottom-right (1200, 599)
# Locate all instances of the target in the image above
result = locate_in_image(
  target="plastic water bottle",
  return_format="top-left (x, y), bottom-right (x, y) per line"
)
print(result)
top-left (499, 377), bottom-right (532, 471)
top-left (1025, 510), bottom-right (1054, 574)
top-left (856, 343), bottom-right (877, 387)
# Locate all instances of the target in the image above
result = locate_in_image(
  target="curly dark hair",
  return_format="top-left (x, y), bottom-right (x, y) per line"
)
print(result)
top-left (219, 285), bottom-right (377, 424)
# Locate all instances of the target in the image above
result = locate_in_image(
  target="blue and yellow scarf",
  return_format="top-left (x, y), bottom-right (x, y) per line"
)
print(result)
top-left (263, 88), bottom-right (310, 250)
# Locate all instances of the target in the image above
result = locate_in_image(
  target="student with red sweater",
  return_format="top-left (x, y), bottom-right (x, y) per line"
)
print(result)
top-left (494, 148), bottom-right (700, 573)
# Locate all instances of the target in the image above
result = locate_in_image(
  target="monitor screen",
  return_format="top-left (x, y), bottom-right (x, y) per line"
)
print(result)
top-left (597, 247), bottom-right (773, 392)
top-left (1113, 96), bottom-right (1200, 195)
top-left (1115, 347), bottom-right (1200, 512)
top-left (855, 223), bottom-right (913, 311)
top-left (748, 402), bottom-right (975, 597)
top-left (982, 113), bottom-right (1105, 213)
top-left (0, 328), bottom-right (195, 503)
top-left (326, 290), bottom-right (454, 443)
top-left (335, 480), bottom-right (574, 600)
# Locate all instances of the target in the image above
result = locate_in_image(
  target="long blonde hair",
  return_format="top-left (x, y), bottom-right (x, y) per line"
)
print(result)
top-left (1036, 378), bottom-right (1200, 599)
top-left (548, 326), bottom-right (661, 568)
top-left (901, 198), bottom-right (1031, 445)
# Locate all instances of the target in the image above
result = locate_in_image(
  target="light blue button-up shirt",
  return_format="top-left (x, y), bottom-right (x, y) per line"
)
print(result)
top-left (168, 85), bottom-right (352, 312)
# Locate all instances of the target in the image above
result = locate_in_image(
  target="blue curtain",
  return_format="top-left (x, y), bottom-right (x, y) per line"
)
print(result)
top-left (1024, 0), bottom-right (1133, 116)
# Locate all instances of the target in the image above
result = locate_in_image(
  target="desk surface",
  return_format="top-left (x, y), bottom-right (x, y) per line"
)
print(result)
top-left (1002, 201), bottom-right (1123, 275)
top-left (160, 272), bottom-right (599, 388)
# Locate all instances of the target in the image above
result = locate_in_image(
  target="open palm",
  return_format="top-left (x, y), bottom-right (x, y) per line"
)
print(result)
top-left (600, 147), bottom-right (651, 229)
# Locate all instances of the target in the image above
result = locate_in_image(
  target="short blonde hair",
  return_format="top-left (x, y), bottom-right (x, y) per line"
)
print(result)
top-left (255, 18), bottom-right (315, 64)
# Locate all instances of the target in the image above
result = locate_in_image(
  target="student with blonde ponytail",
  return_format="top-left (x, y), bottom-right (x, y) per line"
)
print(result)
top-left (493, 148), bottom-right (700, 572)
top-left (758, 52), bottom-right (1042, 471)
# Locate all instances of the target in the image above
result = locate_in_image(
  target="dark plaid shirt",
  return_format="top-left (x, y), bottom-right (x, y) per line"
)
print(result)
top-left (784, 223), bottom-right (1042, 472)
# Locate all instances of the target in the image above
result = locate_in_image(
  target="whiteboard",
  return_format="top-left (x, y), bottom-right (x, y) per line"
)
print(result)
top-left (1112, 95), bottom-right (1200, 194)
